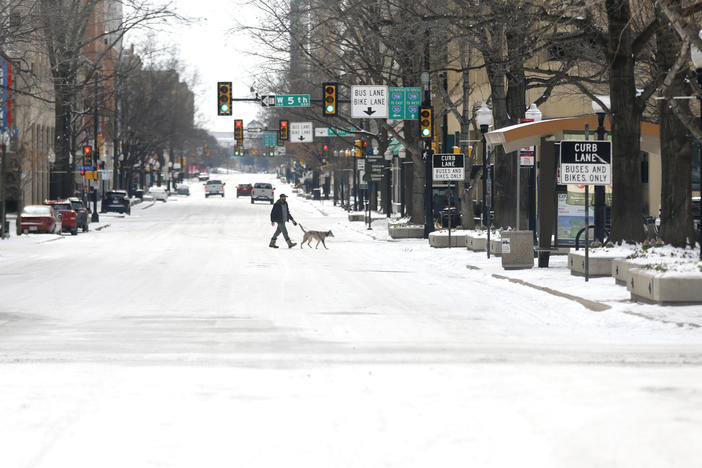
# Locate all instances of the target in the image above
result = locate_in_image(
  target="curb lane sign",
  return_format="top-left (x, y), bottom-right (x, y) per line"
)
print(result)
top-left (559, 140), bottom-right (612, 185)
top-left (432, 153), bottom-right (465, 181)
top-left (351, 85), bottom-right (388, 119)
top-left (290, 122), bottom-right (314, 143)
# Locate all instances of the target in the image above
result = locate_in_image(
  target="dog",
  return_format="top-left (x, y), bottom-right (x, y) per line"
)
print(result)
top-left (298, 224), bottom-right (334, 249)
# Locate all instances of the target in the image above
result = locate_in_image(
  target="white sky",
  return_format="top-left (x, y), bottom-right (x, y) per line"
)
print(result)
top-left (129, 0), bottom-right (267, 134)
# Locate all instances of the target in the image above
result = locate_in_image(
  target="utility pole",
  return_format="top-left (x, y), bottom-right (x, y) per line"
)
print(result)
top-left (92, 72), bottom-right (100, 222)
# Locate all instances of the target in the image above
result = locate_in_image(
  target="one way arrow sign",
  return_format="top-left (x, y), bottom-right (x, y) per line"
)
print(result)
top-left (351, 85), bottom-right (388, 119)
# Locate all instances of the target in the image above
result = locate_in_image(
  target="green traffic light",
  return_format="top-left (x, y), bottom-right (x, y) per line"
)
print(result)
top-left (326, 104), bottom-right (335, 113)
top-left (220, 103), bottom-right (229, 113)
top-left (422, 128), bottom-right (431, 137)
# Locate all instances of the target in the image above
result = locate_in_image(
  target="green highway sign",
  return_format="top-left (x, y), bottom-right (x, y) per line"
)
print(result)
top-left (263, 132), bottom-right (278, 146)
top-left (275, 94), bottom-right (310, 107)
top-left (389, 87), bottom-right (421, 120)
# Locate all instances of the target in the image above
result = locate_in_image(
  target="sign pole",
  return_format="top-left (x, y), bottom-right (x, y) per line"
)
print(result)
top-left (584, 124), bottom-right (590, 282)
top-left (448, 182), bottom-right (452, 249)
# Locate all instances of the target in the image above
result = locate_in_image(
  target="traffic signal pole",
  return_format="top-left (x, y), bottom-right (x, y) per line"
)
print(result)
top-left (92, 73), bottom-right (99, 223)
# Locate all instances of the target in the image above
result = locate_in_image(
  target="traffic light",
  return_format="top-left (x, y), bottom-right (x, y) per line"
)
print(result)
top-left (97, 160), bottom-right (104, 170)
top-left (322, 82), bottom-right (337, 116)
top-left (420, 107), bottom-right (433, 139)
top-left (354, 139), bottom-right (362, 158)
top-left (83, 146), bottom-right (93, 167)
top-left (80, 168), bottom-right (86, 176)
top-left (217, 81), bottom-right (232, 116)
top-left (234, 119), bottom-right (243, 141)
top-left (279, 120), bottom-right (289, 141)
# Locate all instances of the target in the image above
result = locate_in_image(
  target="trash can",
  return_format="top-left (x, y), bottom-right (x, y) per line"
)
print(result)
top-left (312, 188), bottom-right (321, 200)
top-left (501, 230), bottom-right (534, 270)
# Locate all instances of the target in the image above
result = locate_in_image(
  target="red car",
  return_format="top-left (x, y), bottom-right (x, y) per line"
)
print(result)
top-left (19, 204), bottom-right (60, 234)
top-left (236, 183), bottom-right (253, 197)
top-left (43, 200), bottom-right (79, 235)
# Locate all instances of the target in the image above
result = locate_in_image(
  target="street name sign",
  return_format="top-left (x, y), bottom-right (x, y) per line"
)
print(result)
top-left (560, 140), bottom-right (612, 185)
top-left (290, 122), bottom-right (314, 143)
top-left (432, 153), bottom-right (465, 181)
top-left (275, 94), bottom-right (310, 107)
top-left (314, 127), bottom-right (351, 137)
top-left (388, 87), bottom-right (421, 120)
top-left (351, 85), bottom-right (388, 119)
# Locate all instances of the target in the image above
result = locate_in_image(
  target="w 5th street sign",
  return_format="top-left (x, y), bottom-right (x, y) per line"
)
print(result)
top-left (560, 140), bottom-right (612, 186)
top-left (275, 94), bottom-right (310, 107)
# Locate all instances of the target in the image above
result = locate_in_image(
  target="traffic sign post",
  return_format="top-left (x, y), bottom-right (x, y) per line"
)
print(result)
top-left (432, 153), bottom-right (465, 181)
top-left (289, 122), bottom-right (314, 143)
top-left (389, 87), bottom-right (421, 120)
top-left (559, 140), bottom-right (612, 186)
top-left (351, 85), bottom-right (388, 119)
top-left (560, 138), bottom-right (612, 283)
top-left (431, 153), bottom-right (465, 247)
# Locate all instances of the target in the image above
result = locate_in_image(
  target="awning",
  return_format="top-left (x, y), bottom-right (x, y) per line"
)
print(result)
top-left (484, 116), bottom-right (660, 154)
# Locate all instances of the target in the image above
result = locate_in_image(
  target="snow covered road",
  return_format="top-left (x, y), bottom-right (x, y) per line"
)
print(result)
top-left (1, 172), bottom-right (701, 467)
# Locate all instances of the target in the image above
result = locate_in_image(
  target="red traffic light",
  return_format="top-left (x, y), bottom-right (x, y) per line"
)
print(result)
top-left (323, 145), bottom-right (328, 151)
top-left (235, 120), bottom-right (242, 127)
top-left (83, 146), bottom-right (92, 154)
top-left (280, 120), bottom-right (288, 128)
top-left (80, 169), bottom-right (86, 175)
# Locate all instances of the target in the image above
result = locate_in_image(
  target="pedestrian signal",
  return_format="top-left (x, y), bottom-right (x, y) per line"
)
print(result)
top-left (217, 81), bottom-right (232, 116)
top-left (322, 82), bottom-right (337, 116)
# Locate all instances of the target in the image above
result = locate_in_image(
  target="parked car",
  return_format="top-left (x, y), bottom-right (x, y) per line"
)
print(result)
top-left (236, 183), bottom-right (252, 197)
top-left (43, 200), bottom-right (79, 235)
top-left (68, 197), bottom-right (90, 232)
top-left (102, 190), bottom-right (131, 214)
top-left (176, 185), bottom-right (190, 196)
top-left (19, 204), bottom-right (60, 234)
top-left (148, 186), bottom-right (169, 202)
top-left (198, 173), bottom-right (210, 181)
top-left (251, 182), bottom-right (274, 204)
top-left (205, 179), bottom-right (225, 198)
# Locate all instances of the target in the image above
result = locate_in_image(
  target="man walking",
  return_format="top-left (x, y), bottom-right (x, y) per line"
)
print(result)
top-left (269, 193), bottom-right (297, 248)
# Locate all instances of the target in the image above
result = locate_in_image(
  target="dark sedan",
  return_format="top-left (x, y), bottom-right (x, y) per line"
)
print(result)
top-left (101, 190), bottom-right (131, 215)
top-left (68, 197), bottom-right (90, 232)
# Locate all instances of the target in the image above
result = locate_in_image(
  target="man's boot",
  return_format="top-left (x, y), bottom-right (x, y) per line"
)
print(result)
top-left (269, 238), bottom-right (278, 248)
top-left (286, 239), bottom-right (297, 248)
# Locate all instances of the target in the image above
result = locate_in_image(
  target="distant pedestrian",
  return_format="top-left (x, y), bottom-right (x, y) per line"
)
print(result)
top-left (269, 193), bottom-right (297, 248)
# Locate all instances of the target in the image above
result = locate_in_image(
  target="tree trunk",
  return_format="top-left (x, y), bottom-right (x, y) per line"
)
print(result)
top-left (606, 0), bottom-right (645, 242)
top-left (53, 84), bottom-right (73, 198)
top-left (657, 21), bottom-right (695, 246)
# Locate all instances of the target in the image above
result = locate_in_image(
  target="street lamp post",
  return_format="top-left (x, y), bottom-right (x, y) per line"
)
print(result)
top-left (1, 130), bottom-right (10, 239)
top-left (476, 102), bottom-right (492, 257)
top-left (691, 35), bottom-right (702, 260)
top-left (591, 96), bottom-right (610, 243)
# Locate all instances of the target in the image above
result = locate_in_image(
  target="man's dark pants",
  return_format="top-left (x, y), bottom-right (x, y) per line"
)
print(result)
top-left (272, 222), bottom-right (290, 241)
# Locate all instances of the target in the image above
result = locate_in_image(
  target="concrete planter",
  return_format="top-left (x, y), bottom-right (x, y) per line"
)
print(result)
top-left (429, 231), bottom-right (467, 248)
top-left (568, 251), bottom-right (622, 277)
top-left (500, 230), bottom-right (534, 270)
top-left (612, 258), bottom-right (638, 286)
top-left (465, 234), bottom-right (487, 252)
top-left (388, 224), bottom-right (424, 239)
top-left (628, 268), bottom-right (702, 304)
top-left (489, 238), bottom-right (503, 256)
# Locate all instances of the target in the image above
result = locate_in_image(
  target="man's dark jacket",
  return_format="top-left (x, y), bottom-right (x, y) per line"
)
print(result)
top-left (270, 200), bottom-right (295, 223)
